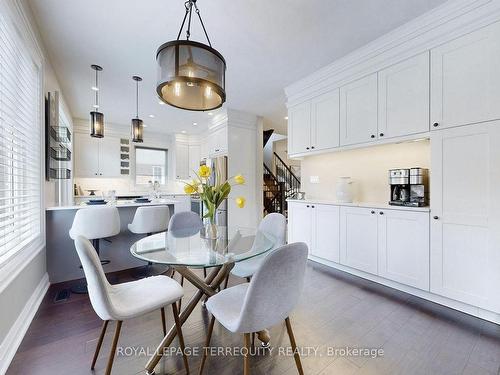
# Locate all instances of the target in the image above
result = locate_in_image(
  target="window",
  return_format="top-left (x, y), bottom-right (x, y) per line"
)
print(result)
top-left (0, 13), bottom-right (42, 263)
top-left (135, 147), bottom-right (168, 185)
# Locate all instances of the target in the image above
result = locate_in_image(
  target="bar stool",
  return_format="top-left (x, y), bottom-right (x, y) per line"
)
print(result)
top-left (69, 206), bottom-right (120, 294)
top-left (128, 206), bottom-right (171, 278)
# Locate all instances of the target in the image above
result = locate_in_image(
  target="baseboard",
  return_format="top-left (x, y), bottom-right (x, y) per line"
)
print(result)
top-left (308, 256), bottom-right (500, 325)
top-left (0, 273), bottom-right (49, 375)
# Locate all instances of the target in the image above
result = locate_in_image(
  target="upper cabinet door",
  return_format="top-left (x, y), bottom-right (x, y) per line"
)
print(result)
top-left (175, 143), bottom-right (189, 180)
top-left (431, 22), bottom-right (500, 130)
top-left (339, 206), bottom-right (378, 274)
top-left (378, 52), bottom-right (430, 139)
top-left (378, 209), bottom-right (430, 291)
top-left (288, 102), bottom-right (311, 155)
top-left (74, 133), bottom-right (99, 177)
top-left (188, 144), bottom-right (200, 179)
top-left (98, 137), bottom-right (121, 177)
top-left (340, 73), bottom-right (378, 146)
top-left (311, 89), bottom-right (340, 151)
top-left (311, 204), bottom-right (340, 262)
top-left (430, 122), bottom-right (500, 313)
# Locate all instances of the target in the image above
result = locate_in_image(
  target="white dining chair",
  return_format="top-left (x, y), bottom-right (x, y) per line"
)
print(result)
top-left (200, 242), bottom-right (308, 375)
top-left (73, 236), bottom-right (189, 375)
top-left (128, 206), bottom-right (171, 278)
top-left (69, 206), bottom-right (121, 293)
top-left (229, 213), bottom-right (287, 283)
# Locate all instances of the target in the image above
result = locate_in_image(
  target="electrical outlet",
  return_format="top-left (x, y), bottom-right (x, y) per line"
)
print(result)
top-left (310, 176), bottom-right (320, 184)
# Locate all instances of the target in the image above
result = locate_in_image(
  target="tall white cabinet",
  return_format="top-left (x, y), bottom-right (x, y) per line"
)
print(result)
top-left (430, 122), bottom-right (500, 313)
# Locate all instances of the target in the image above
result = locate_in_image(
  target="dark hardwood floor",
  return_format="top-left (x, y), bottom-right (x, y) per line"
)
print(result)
top-left (7, 262), bottom-right (500, 375)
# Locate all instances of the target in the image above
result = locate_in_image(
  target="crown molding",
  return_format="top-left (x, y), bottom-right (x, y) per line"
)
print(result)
top-left (285, 0), bottom-right (500, 106)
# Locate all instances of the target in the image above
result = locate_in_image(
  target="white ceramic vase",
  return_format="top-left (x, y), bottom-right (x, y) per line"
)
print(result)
top-left (336, 177), bottom-right (353, 203)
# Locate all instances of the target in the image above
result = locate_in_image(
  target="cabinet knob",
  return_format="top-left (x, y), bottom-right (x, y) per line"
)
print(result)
top-left (306, 147), bottom-right (310, 150)
top-left (370, 135), bottom-right (375, 139)
top-left (433, 122), bottom-right (439, 128)
top-left (433, 216), bottom-right (439, 220)
top-left (311, 146), bottom-right (315, 149)
top-left (379, 211), bottom-right (384, 215)
top-left (95, 173), bottom-right (97, 175)
top-left (379, 133), bottom-right (384, 137)
top-left (371, 210), bottom-right (375, 214)
top-left (311, 205), bottom-right (315, 208)
top-left (99, 173), bottom-right (102, 176)
top-left (306, 205), bottom-right (310, 208)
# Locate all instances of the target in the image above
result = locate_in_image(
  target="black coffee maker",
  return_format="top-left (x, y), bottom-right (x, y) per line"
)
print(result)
top-left (389, 168), bottom-right (429, 207)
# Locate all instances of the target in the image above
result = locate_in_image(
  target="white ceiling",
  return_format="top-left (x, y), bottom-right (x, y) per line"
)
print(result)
top-left (28, 0), bottom-right (447, 135)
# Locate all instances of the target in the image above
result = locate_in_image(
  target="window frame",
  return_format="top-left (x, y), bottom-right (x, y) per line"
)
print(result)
top-left (133, 145), bottom-right (169, 186)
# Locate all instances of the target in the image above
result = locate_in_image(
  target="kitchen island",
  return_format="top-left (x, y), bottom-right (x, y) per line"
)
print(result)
top-left (46, 199), bottom-right (185, 283)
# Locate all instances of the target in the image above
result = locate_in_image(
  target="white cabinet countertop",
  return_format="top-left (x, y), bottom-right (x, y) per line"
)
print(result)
top-left (46, 199), bottom-right (180, 211)
top-left (286, 199), bottom-right (430, 212)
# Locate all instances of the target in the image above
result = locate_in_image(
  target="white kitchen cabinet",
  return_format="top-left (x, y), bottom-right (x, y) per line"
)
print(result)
top-left (311, 204), bottom-right (340, 262)
top-left (378, 209), bottom-right (429, 290)
top-left (175, 143), bottom-right (189, 180)
top-left (431, 21), bottom-right (500, 130)
top-left (311, 89), bottom-right (340, 151)
top-left (98, 137), bottom-right (121, 177)
top-left (288, 102), bottom-right (311, 155)
top-left (188, 144), bottom-right (201, 179)
top-left (206, 126), bottom-right (227, 157)
top-left (288, 202), bottom-right (313, 252)
top-left (339, 206), bottom-right (378, 274)
top-left (74, 133), bottom-right (120, 177)
top-left (378, 52), bottom-right (430, 139)
top-left (340, 73), bottom-right (378, 146)
top-left (431, 122), bottom-right (500, 313)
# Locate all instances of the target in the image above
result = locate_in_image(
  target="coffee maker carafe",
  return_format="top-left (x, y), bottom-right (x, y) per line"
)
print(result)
top-left (389, 169), bottom-right (410, 205)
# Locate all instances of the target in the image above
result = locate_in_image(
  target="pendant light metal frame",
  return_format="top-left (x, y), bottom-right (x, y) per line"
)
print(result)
top-left (90, 64), bottom-right (104, 138)
top-left (156, 0), bottom-right (226, 111)
top-left (131, 75), bottom-right (144, 143)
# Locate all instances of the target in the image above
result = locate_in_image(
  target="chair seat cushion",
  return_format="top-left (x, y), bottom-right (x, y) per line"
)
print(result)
top-left (205, 283), bottom-right (249, 333)
top-left (230, 255), bottom-right (266, 278)
top-left (107, 275), bottom-right (183, 320)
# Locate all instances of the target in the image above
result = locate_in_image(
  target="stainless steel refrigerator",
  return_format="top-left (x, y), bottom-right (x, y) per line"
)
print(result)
top-left (200, 156), bottom-right (228, 227)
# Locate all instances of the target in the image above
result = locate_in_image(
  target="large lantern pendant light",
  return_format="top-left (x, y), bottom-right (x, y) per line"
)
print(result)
top-left (131, 76), bottom-right (144, 143)
top-left (156, 0), bottom-right (226, 111)
top-left (90, 64), bottom-right (104, 138)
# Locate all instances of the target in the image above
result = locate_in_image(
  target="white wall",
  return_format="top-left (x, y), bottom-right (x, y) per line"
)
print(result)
top-left (300, 139), bottom-right (430, 203)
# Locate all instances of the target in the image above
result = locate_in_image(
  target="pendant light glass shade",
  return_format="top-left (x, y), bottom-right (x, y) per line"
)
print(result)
top-left (90, 111), bottom-right (104, 138)
top-left (156, 0), bottom-right (226, 111)
top-left (131, 118), bottom-right (144, 143)
top-left (90, 65), bottom-right (104, 138)
top-left (156, 40), bottom-right (226, 111)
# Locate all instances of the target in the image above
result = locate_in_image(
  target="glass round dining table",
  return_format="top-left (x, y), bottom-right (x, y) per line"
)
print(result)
top-left (130, 226), bottom-right (277, 374)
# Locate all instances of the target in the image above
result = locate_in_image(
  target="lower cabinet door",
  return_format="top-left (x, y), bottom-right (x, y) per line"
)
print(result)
top-left (340, 206), bottom-right (378, 274)
top-left (288, 203), bottom-right (313, 253)
top-left (378, 210), bottom-right (430, 290)
top-left (311, 204), bottom-right (340, 262)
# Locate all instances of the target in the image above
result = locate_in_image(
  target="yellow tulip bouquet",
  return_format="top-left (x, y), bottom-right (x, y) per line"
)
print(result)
top-left (184, 165), bottom-right (246, 229)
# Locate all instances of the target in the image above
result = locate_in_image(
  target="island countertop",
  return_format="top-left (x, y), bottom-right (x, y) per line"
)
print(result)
top-left (46, 199), bottom-right (180, 211)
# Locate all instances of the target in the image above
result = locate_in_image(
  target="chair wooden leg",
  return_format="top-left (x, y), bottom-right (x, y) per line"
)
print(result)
top-left (203, 268), bottom-right (207, 278)
top-left (91, 320), bottom-right (109, 369)
top-left (198, 315), bottom-right (215, 375)
top-left (172, 303), bottom-right (190, 374)
top-left (223, 274), bottom-right (229, 289)
top-left (105, 320), bottom-right (122, 375)
top-left (161, 307), bottom-right (167, 336)
top-left (285, 317), bottom-right (304, 375)
top-left (251, 332), bottom-right (256, 349)
top-left (243, 333), bottom-right (251, 375)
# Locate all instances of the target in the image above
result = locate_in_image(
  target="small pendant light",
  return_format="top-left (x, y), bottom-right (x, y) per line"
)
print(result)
top-left (90, 64), bottom-right (104, 138)
top-left (131, 76), bottom-right (144, 143)
top-left (156, 0), bottom-right (226, 111)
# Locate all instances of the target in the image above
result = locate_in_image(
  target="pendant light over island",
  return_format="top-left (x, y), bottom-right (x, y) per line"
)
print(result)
top-left (89, 64), bottom-right (104, 138)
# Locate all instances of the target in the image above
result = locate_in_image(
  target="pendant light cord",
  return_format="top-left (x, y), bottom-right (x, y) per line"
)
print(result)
top-left (136, 79), bottom-right (139, 118)
top-left (95, 69), bottom-right (99, 109)
top-left (176, 0), bottom-right (212, 47)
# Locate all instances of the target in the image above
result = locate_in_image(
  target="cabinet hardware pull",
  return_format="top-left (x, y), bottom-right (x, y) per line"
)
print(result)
top-left (433, 123), bottom-right (439, 128)
top-left (379, 133), bottom-right (384, 137)
top-left (311, 146), bottom-right (315, 149)
top-left (433, 216), bottom-right (439, 220)
top-left (306, 205), bottom-right (310, 208)
top-left (370, 135), bottom-right (375, 138)
top-left (371, 210), bottom-right (375, 214)
top-left (311, 205), bottom-right (315, 208)
top-left (379, 211), bottom-right (384, 215)
top-left (306, 147), bottom-right (310, 150)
